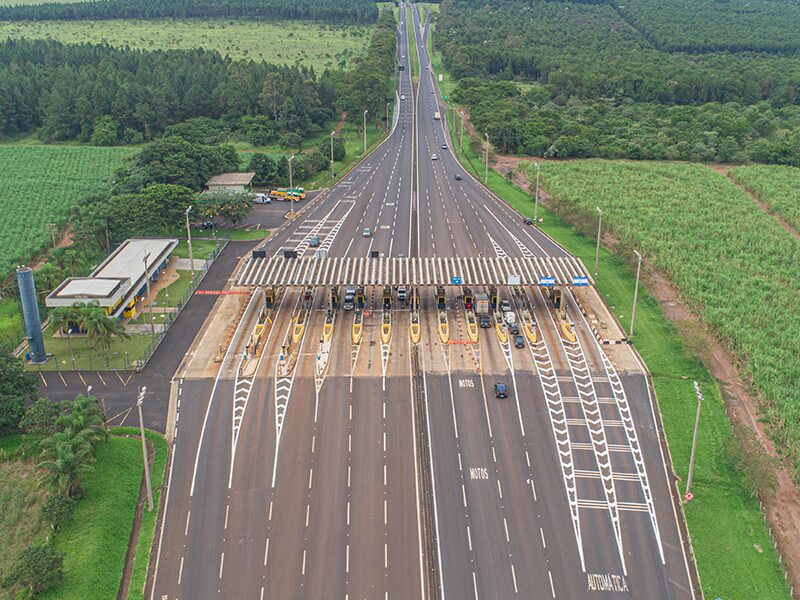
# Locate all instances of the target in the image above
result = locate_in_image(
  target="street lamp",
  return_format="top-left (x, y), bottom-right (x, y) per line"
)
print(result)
top-left (86, 384), bottom-right (92, 398)
top-left (142, 252), bottom-right (155, 341)
top-left (484, 132), bottom-right (489, 184)
top-left (459, 111), bottom-right (465, 151)
top-left (185, 205), bottom-right (195, 276)
top-left (685, 381), bottom-right (704, 501)
top-left (137, 386), bottom-right (154, 511)
top-left (330, 131), bottom-right (335, 179)
top-left (533, 162), bottom-right (541, 222)
top-left (594, 206), bottom-right (603, 278)
top-left (386, 101), bottom-right (390, 132)
top-left (363, 109), bottom-right (368, 155)
top-left (629, 250), bottom-right (643, 338)
top-left (288, 155), bottom-right (296, 219)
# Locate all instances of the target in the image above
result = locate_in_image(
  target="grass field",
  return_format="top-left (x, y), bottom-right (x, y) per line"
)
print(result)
top-left (31, 324), bottom-right (154, 371)
top-left (0, 19), bottom-right (372, 69)
top-left (0, 145), bottom-right (134, 280)
top-left (729, 165), bottom-right (800, 233)
top-left (445, 124), bottom-right (790, 597)
top-left (0, 297), bottom-right (23, 349)
top-left (173, 238), bottom-right (219, 260)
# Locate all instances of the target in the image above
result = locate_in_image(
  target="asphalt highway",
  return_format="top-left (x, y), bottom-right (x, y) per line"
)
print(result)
top-left (149, 4), bottom-right (698, 599)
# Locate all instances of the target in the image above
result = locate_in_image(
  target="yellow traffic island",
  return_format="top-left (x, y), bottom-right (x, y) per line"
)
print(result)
top-left (438, 310), bottom-right (449, 344)
top-left (381, 311), bottom-right (392, 345)
top-left (495, 313), bottom-right (508, 344)
top-left (561, 319), bottom-right (577, 343)
top-left (465, 310), bottom-right (479, 343)
top-left (409, 313), bottom-right (421, 344)
top-left (322, 312), bottom-right (335, 344)
top-left (523, 321), bottom-right (537, 344)
top-left (292, 320), bottom-right (305, 346)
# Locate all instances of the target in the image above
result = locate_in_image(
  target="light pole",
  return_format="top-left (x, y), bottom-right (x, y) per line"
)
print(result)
top-left (386, 101), bottom-right (390, 132)
top-left (185, 205), bottom-right (195, 275)
top-left (137, 386), bottom-right (154, 511)
top-left (86, 384), bottom-right (92, 398)
top-left (484, 132), bottom-right (489, 184)
top-left (629, 250), bottom-right (643, 338)
top-left (363, 109), bottom-right (368, 155)
top-left (533, 162), bottom-right (541, 222)
top-left (143, 252), bottom-right (155, 341)
top-left (685, 381), bottom-right (704, 501)
top-left (330, 131), bottom-right (335, 179)
top-left (594, 206), bottom-right (603, 278)
top-left (288, 155), bottom-right (296, 218)
top-left (459, 111), bottom-right (465, 151)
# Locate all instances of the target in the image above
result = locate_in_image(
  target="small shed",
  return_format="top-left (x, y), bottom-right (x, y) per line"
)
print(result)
top-left (206, 172), bottom-right (256, 193)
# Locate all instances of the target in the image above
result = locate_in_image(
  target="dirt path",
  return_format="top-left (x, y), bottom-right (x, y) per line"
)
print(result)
top-left (30, 226), bottom-right (75, 270)
top-left (334, 111), bottom-right (348, 135)
top-left (511, 165), bottom-right (800, 597)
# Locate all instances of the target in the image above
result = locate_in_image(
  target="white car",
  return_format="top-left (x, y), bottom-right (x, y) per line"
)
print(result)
top-left (362, 228), bottom-right (372, 237)
top-left (431, 154), bottom-right (438, 160)
top-left (401, 95), bottom-right (406, 100)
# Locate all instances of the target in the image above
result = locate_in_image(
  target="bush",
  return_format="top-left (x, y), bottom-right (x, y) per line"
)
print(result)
top-left (41, 494), bottom-right (75, 532)
top-left (2, 545), bottom-right (64, 597)
top-left (321, 136), bottom-right (346, 162)
top-left (278, 132), bottom-right (303, 149)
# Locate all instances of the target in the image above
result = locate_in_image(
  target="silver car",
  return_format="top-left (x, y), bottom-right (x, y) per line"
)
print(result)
top-left (362, 228), bottom-right (372, 237)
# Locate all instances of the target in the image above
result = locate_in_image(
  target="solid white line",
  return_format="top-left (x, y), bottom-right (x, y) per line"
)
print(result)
top-left (178, 556), bottom-right (184, 585)
top-left (302, 549), bottom-right (307, 576)
top-left (264, 537), bottom-right (270, 566)
top-left (308, 468), bottom-right (314, 490)
top-left (149, 413), bottom-right (179, 600)
top-left (408, 351), bottom-right (428, 600)
top-left (503, 517), bottom-right (510, 542)
top-left (306, 504), bottom-right (310, 528)
top-left (224, 504), bottom-right (229, 530)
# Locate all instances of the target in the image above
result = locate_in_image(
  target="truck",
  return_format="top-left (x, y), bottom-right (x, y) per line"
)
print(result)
top-left (269, 187), bottom-right (306, 201)
top-left (474, 293), bottom-right (490, 315)
top-left (434, 111), bottom-right (441, 120)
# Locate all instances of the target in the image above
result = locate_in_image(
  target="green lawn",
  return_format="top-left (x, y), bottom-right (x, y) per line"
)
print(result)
top-left (0, 19), bottom-right (373, 70)
top-left (112, 428), bottom-right (168, 600)
top-left (29, 325), bottom-right (155, 371)
top-left (172, 238), bottom-right (219, 260)
top-left (154, 271), bottom-right (195, 308)
top-left (447, 128), bottom-right (789, 596)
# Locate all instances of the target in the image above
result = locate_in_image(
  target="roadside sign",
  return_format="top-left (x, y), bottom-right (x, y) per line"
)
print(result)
top-left (451, 276), bottom-right (462, 285)
top-left (507, 274), bottom-right (521, 285)
top-left (539, 276), bottom-right (555, 287)
top-left (684, 491), bottom-right (694, 502)
top-left (573, 275), bottom-right (589, 287)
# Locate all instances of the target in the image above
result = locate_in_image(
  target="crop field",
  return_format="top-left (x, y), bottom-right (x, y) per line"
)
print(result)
top-left (0, 19), bottom-right (372, 68)
top-left (524, 160), bottom-right (800, 478)
top-left (0, 145), bottom-right (134, 280)
top-left (729, 165), bottom-right (800, 233)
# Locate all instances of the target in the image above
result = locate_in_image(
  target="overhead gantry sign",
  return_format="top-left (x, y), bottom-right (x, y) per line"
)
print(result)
top-left (236, 255), bottom-right (593, 288)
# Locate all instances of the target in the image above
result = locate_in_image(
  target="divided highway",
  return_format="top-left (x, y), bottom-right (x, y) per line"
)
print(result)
top-left (149, 4), bottom-right (698, 599)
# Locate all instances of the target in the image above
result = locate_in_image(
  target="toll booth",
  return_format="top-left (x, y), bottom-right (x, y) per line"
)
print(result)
top-left (489, 286), bottom-right (498, 310)
top-left (356, 286), bottom-right (365, 309)
top-left (463, 287), bottom-right (473, 310)
top-left (436, 286), bottom-right (446, 310)
top-left (330, 286), bottom-right (339, 310)
top-left (549, 287), bottom-right (562, 310)
top-left (383, 285), bottom-right (392, 310)
top-left (264, 287), bottom-right (274, 309)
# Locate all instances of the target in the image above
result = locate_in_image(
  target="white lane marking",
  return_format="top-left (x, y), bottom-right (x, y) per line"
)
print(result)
top-left (511, 564), bottom-right (519, 594)
top-left (549, 570), bottom-right (556, 598)
top-left (178, 556), bottom-right (184, 585)
top-left (184, 511), bottom-right (191, 536)
top-left (219, 552), bottom-right (224, 579)
top-left (540, 527), bottom-right (547, 549)
top-left (264, 537), bottom-right (270, 566)
top-left (224, 504), bottom-right (229, 530)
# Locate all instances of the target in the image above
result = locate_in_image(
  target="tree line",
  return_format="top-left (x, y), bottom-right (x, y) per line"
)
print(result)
top-left (0, 0), bottom-right (377, 24)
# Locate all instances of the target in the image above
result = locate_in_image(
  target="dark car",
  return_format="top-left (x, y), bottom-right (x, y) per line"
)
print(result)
top-left (499, 299), bottom-right (512, 312)
top-left (201, 220), bottom-right (216, 229)
top-left (524, 217), bottom-right (533, 225)
top-left (494, 383), bottom-right (508, 398)
top-left (479, 314), bottom-right (491, 328)
top-left (514, 335), bottom-right (526, 349)
top-left (508, 322), bottom-right (520, 336)
top-left (454, 173), bottom-right (462, 181)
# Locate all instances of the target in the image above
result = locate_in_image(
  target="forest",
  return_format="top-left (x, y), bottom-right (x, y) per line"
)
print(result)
top-left (436, 0), bottom-right (800, 163)
top-left (0, 0), bottom-right (377, 24)
top-left (0, 9), bottom-right (395, 145)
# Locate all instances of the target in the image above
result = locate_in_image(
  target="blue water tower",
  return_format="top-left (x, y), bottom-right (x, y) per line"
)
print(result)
top-left (16, 266), bottom-right (46, 364)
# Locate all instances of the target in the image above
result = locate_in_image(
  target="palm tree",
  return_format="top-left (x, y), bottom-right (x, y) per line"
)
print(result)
top-left (99, 316), bottom-right (130, 353)
top-left (76, 302), bottom-right (109, 350)
top-left (38, 436), bottom-right (95, 498)
top-left (49, 304), bottom-right (80, 354)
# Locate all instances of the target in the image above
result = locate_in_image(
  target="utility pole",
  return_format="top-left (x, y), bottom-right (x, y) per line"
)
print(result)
top-left (533, 162), bottom-right (541, 222)
top-left (685, 381), bottom-right (704, 500)
top-left (137, 386), bottom-right (154, 511)
top-left (386, 101), bottom-right (390, 132)
top-left (185, 205), bottom-right (195, 275)
top-left (629, 250), bottom-right (643, 338)
top-left (484, 132), bottom-right (489, 184)
top-left (460, 111), bottom-right (465, 151)
top-left (47, 223), bottom-right (57, 249)
top-left (330, 131), bottom-right (336, 179)
top-left (363, 110), bottom-right (368, 155)
top-left (288, 155), bottom-right (296, 219)
top-left (594, 206), bottom-right (603, 278)
top-left (143, 252), bottom-right (155, 341)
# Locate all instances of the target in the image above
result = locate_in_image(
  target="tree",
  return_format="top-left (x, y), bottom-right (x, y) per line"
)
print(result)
top-left (1, 545), bottom-right (64, 596)
top-left (139, 184), bottom-right (196, 232)
top-left (49, 304), bottom-right (81, 355)
top-left (20, 398), bottom-right (61, 439)
top-left (41, 494), bottom-right (75, 532)
top-left (198, 191), bottom-right (253, 227)
top-left (321, 136), bottom-right (346, 162)
top-left (0, 348), bottom-right (36, 432)
top-left (248, 153), bottom-right (278, 187)
top-left (278, 131), bottom-right (303, 149)
top-left (89, 116), bottom-right (120, 146)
